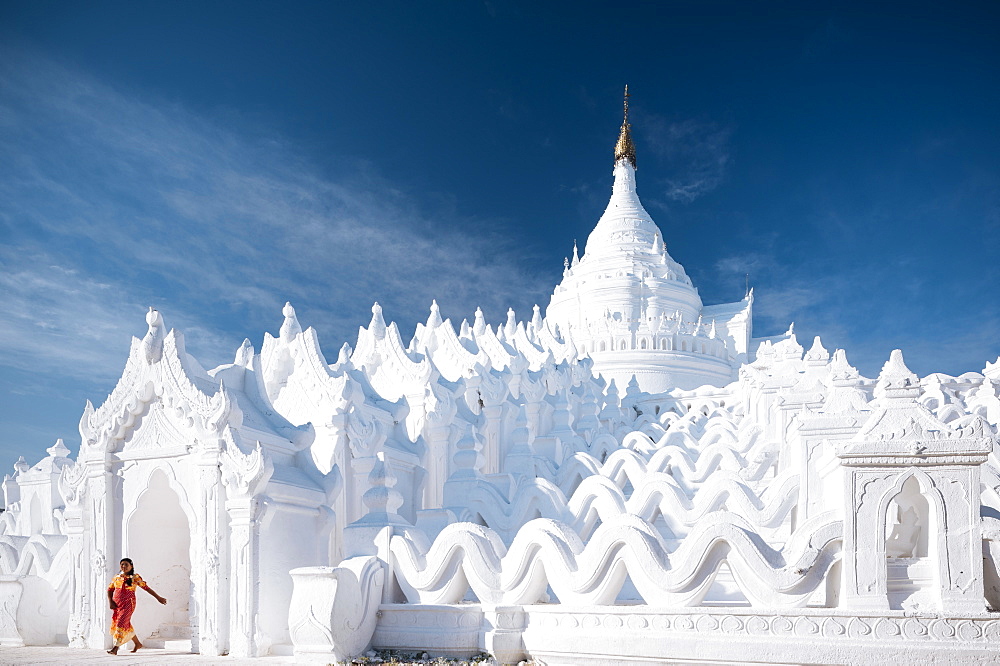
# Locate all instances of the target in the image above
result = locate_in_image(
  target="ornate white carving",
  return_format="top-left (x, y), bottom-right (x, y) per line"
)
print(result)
top-left (220, 438), bottom-right (273, 499)
top-left (0, 581), bottom-right (24, 647)
top-left (288, 557), bottom-right (384, 661)
top-left (346, 409), bottom-right (387, 458)
top-left (56, 461), bottom-right (87, 508)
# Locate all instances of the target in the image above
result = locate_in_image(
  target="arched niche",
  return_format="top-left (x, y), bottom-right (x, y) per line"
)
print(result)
top-left (886, 476), bottom-right (930, 558)
top-left (124, 468), bottom-right (193, 647)
top-left (883, 473), bottom-right (942, 611)
top-left (26, 495), bottom-right (42, 536)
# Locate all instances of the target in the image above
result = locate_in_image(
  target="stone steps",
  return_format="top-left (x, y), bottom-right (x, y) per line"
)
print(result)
top-left (142, 638), bottom-right (192, 652)
top-left (143, 622), bottom-right (192, 652)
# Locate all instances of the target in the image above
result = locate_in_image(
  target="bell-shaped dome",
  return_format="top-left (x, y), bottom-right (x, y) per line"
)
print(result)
top-left (582, 159), bottom-right (661, 260)
top-left (545, 88), bottom-right (752, 392)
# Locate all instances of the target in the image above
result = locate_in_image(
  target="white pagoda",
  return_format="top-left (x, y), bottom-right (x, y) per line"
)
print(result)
top-left (547, 87), bottom-right (752, 392)
top-left (0, 91), bottom-right (998, 665)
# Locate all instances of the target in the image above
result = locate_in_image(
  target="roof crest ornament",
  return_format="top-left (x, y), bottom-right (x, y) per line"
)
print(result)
top-left (614, 84), bottom-right (637, 169)
top-left (141, 307), bottom-right (165, 365)
top-left (280, 302), bottom-right (301, 341)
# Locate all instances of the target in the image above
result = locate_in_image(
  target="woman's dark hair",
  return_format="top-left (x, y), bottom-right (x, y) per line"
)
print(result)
top-left (120, 558), bottom-right (135, 586)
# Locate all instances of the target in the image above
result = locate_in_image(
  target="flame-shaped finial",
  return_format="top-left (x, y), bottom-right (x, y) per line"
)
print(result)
top-left (614, 85), bottom-right (636, 169)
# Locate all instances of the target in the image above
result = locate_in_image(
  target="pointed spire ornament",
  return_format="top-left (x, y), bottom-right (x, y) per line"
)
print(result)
top-left (473, 307), bottom-right (487, 337)
top-left (614, 85), bottom-right (637, 169)
top-left (805, 336), bottom-right (829, 363)
top-left (829, 348), bottom-right (860, 384)
top-left (874, 349), bottom-right (920, 401)
top-left (604, 378), bottom-right (620, 405)
top-left (572, 240), bottom-right (580, 266)
top-left (47, 438), bottom-right (71, 459)
top-left (369, 302), bottom-right (386, 340)
top-left (279, 302), bottom-right (301, 341)
top-left (506, 404), bottom-right (533, 465)
top-left (361, 452), bottom-right (404, 520)
top-left (505, 307), bottom-right (517, 339)
top-left (452, 426), bottom-right (485, 479)
top-left (140, 307), bottom-right (165, 365)
top-left (427, 300), bottom-right (443, 329)
top-left (622, 376), bottom-right (642, 417)
top-left (234, 338), bottom-right (254, 368)
top-left (531, 304), bottom-right (543, 332)
top-left (337, 342), bottom-right (352, 366)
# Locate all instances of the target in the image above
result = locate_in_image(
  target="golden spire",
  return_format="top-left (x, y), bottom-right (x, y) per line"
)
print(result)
top-left (614, 84), bottom-right (636, 169)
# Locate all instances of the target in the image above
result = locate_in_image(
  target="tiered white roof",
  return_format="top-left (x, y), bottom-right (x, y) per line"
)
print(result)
top-left (546, 89), bottom-right (752, 392)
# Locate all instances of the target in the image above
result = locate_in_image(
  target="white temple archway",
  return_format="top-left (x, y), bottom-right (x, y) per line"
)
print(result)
top-left (125, 469), bottom-right (193, 647)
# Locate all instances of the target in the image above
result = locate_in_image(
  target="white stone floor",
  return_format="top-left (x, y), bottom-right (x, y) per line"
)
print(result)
top-left (0, 646), bottom-right (297, 665)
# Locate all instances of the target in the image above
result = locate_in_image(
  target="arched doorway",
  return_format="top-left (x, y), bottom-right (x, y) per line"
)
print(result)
top-left (125, 469), bottom-right (193, 649)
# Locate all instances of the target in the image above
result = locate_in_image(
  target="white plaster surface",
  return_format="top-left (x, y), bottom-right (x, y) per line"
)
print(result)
top-left (1, 122), bottom-right (999, 666)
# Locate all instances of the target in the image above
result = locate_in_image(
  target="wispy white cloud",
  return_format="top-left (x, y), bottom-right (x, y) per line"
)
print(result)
top-left (713, 246), bottom-right (853, 341)
top-left (0, 253), bottom-right (138, 384)
top-left (713, 245), bottom-right (782, 285)
top-left (0, 49), bottom-right (554, 396)
top-left (710, 238), bottom-right (1000, 380)
top-left (636, 113), bottom-right (734, 203)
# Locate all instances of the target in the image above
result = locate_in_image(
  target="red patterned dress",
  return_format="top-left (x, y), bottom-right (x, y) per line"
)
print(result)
top-left (108, 572), bottom-right (147, 646)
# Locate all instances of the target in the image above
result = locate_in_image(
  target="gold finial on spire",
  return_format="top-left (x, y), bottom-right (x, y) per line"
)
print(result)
top-left (614, 84), bottom-right (636, 169)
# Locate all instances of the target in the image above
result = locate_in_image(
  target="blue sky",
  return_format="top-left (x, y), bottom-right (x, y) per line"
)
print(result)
top-left (1, 1), bottom-right (998, 473)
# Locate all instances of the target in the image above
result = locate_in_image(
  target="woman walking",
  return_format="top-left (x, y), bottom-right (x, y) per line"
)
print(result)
top-left (107, 558), bottom-right (167, 655)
